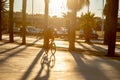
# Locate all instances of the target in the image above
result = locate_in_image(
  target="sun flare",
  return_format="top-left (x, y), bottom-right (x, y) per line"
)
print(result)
top-left (49, 0), bottom-right (67, 17)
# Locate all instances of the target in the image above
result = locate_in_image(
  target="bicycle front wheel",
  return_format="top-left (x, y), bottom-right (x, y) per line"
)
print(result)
top-left (49, 54), bottom-right (56, 68)
top-left (50, 42), bottom-right (56, 54)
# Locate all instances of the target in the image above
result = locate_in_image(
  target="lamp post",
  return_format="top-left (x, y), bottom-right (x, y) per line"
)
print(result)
top-left (101, 0), bottom-right (104, 36)
top-left (32, 0), bottom-right (34, 27)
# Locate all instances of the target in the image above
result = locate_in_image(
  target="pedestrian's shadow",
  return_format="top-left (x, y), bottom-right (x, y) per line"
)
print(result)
top-left (20, 48), bottom-right (44, 80)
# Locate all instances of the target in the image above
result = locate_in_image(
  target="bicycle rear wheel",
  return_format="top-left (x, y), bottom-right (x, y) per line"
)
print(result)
top-left (50, 42), bottom-right (56, 54)
top-left (41, 53), bottom-right (48, 65)
top-left (49, 54), bottom-right (56, 68)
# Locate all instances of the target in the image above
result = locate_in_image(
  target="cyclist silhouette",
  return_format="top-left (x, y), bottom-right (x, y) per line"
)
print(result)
top-left (44, 27), bottom-right (56, 49)
top-left (48, 27), bottom-right (56, 40)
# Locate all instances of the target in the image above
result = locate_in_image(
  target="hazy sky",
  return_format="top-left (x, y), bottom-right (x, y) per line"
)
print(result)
top-left (13, 0), bottom-right (120, 17)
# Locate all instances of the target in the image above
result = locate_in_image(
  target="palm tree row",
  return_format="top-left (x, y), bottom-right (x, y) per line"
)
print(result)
top-left (8, 0), bottom-right (27, 44)
top-left (67, 0), bottom-right (119, 56)
top-left (1, 0), bottom-right (119, 56)
top-left (43, 0), bottom-right (90, 50)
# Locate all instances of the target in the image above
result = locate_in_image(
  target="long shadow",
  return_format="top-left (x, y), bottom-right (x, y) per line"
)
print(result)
top-left (75, 41), bottom-right (90, 50)
top-left (116, 46), bottom-right (120, 50)
top-left (20, 48), bottom-right (44, 80)
top-left (0, 41), bottom-right (8, 46)
top-left (0, 45), bottom-right (21, 54)
top-left (56, 46), bottom-right (68, 51)
top-left (88, 44), bottom-right (107, 53)
top-left (70, 51), bottom-right (111, 80)
top-left (88, 43), bottom-right (120, 57)
top-left (35, 63), bottom-right (50, 80)
top-left (0, 36), bottom-right (44, 63)
top-left (25, 38), bottom-right (43, 46)
top-left (76, 41), bottom-right (107, 56)
top-left (0, 45), bottom-right (27, 63)
top-left (34, 50), bottom-right (56, 80)
top-left (24, 38), bottom-right (40, 45)
top-left (34, 57), bottom-right (50, 80)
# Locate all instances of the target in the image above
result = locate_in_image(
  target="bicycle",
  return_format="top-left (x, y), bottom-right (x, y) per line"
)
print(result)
top-left (41, 38), bottom-right (56, 68)
top-left (41, 52), bottom-right (56, 68)
top-left (44, 38), bottom-right (56, 54)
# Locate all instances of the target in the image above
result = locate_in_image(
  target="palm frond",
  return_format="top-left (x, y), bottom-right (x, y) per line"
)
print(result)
top-left (1, 0), bottom-right (8, 13)
top-left (67, 0), bottom-right (90, 12)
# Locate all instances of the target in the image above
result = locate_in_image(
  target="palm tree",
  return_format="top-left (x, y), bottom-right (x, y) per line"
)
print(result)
top-left (103, 0), bottom-right (108, 45)
top-left (67, 0), bottom-right (89, 50)
top-left (9, 0), bottom-right (14, 42)
top-left (80, 12), bottom-right (96, 43)
top-left (63, 12), bottom-right (72, 28)
top-left (0, 0), bottom-right (8, 40)
top-left (105, 0), bottom-right (119, 56)
top-left (21, 0), bottom-right (27, 45)
top-left (0, 0), bottom-right (2, 40)
top-left (43, 0), bottom-right (49, 48)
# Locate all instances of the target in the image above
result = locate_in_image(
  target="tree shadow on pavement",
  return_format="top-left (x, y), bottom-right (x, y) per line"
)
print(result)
top-left (0, 41), bottom-right (8, 46)
top-left (0, 37), bottom-right (44, 63)
top-left (75, 41), bottom-right (120, 60)
top-left (20, 48), bottom-right (44, 80)
top-left (0, 44), bottom-right (21, 54)
top-left (75, 41), bottom-right (107, 56)
top-left (0, 44), bottom-right (25, 63)
top-left (70, 51), bottom-right (120, 80)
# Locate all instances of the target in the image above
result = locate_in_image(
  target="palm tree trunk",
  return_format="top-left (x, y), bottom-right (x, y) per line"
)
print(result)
top-left (104, 21), bottom-right (109, 45)
top-left (43, 0), bottom-right (49, 48)
top-left (106, 0), bottom-right (119, 56)
top-left (69, 11), bottom-right (76, 50)
top-left (103, 1), bottom-right (108, 45)
top-left (9, 0), bottom-right (14, 42)
top-left (84, 28), bottom-right (91, 43)
top-left (67, 0), bottom-right (90, 50)
top-left (0, 0), bottom-right (2, 40)
top-left (22, 0), bottom-right (27, 45)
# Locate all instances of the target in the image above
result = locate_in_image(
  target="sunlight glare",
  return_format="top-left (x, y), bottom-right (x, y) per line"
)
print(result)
top-left (49, 0), bottom-right (67, 17)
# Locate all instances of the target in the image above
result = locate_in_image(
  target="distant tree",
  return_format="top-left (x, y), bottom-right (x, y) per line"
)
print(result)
top-left (67, 0), bottom-right (90, 50)
top-left (62, 12), bottom-right (72, 29)
top-left (95, 20), bottom-right (102, 31)
top-left (79, 12), bottom-right (96, 43)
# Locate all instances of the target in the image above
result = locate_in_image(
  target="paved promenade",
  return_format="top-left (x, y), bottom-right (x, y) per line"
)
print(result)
top-left (0, 35), bottom-right (120, 80)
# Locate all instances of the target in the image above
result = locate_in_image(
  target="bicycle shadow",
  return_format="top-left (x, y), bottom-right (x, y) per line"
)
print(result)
top-left (20, 48), bottom-right (44, 80)
top-left (34, 51), bottom-right (56, 80)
